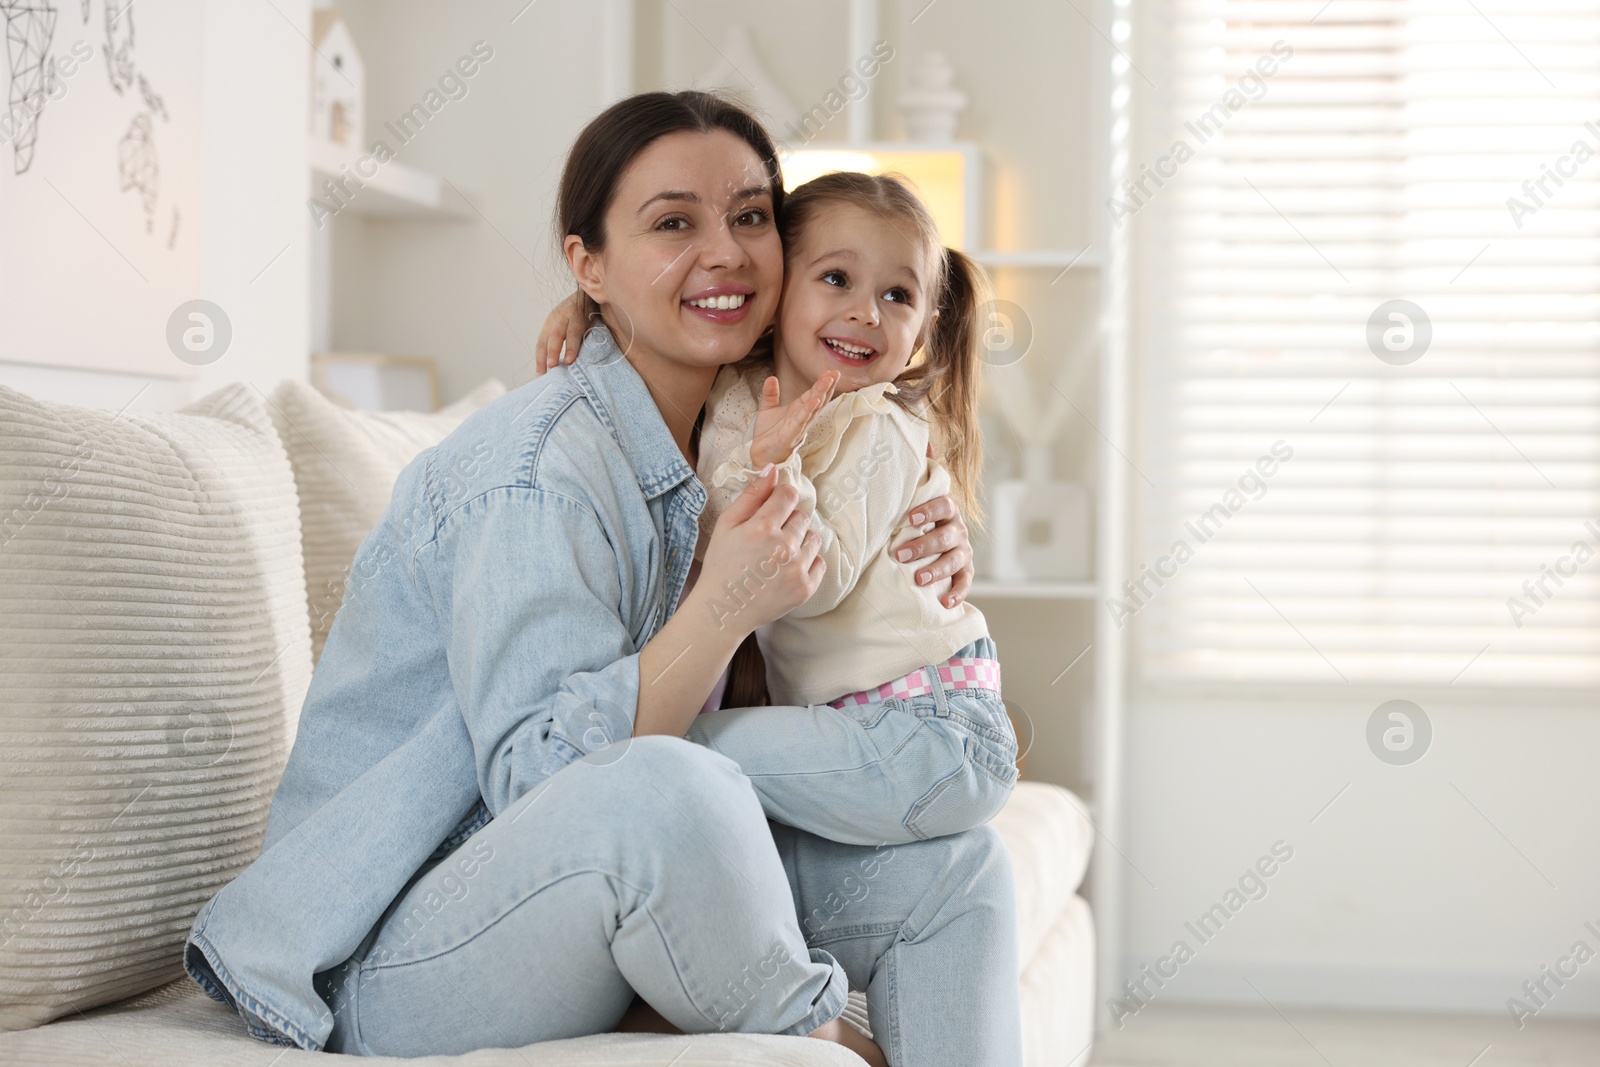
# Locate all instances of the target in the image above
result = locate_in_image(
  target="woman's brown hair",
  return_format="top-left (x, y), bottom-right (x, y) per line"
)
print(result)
top-left (556, 90), bottom-right (786, 323)
top-left (775, 171), bottom-right (989, 523)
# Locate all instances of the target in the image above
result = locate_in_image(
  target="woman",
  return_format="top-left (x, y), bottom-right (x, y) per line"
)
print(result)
top-left (181, 91), bottom-right (1020, 1066)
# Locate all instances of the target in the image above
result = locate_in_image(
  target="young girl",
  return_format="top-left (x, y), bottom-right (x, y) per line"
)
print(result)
top-left (540, 171), bottom-right (1017, 848)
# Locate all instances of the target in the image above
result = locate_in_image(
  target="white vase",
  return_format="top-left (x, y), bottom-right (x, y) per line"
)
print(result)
top-left (898, 53), bottom-right (967, 142)
top-left (989, 444), bottom-right (1092, 582)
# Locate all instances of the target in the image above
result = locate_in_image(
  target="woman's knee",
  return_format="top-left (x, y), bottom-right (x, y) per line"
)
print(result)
top-left (604, 734), bottom-right (761, 823)
top-left (937, 823), bottom-right (1017, 899)
top-left (622, 733), bottom-right (743, 783)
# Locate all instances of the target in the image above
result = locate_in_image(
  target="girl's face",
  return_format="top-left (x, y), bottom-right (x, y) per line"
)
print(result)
top-left (773, 201), bottom-right (936, 394)
top-left (577, 129), bottom-right (783, 371)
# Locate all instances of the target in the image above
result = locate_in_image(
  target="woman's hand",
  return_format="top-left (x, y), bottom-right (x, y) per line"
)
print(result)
top-left (533, 291), bottom-right (588, 375)
top-left (896, 495), bottom-right (975, 609)
top-left (693, 466), bottom-right (825, 633)
top-left (634, 469), bottom-right (821, 738)
top-left (748, 371), bottom-right (839, 469)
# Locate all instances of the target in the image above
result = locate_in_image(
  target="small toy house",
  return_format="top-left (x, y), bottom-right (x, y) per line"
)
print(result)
top-left (310, 9), bottom-right (365, 149)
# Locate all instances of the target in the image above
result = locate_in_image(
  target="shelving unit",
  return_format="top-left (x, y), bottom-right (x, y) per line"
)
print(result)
top-left (307, 140), bottom-right (478, 355)
top-left (309, 139), bottom-right (478, 219)
top-left (969, 247), bottom-right (1101, 271)
top-left (925, 3), bottom-right (1124, 1033)
top-left (1094, 0), bottom-right (1132, 1033)
top-left (970, 579), bottom-right (1098, 600)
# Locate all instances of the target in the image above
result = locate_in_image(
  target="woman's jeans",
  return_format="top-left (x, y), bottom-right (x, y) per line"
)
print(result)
top-left (313, 734), bottom-right (1023, 1065)
top-left (688, 637), bottom-right (1020, 847)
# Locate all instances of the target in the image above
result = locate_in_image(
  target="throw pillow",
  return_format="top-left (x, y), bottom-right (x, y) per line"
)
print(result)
top-left (0, 382), bottom-right (313, 1030)
top-left (265, 378), bottom-right (506, 665)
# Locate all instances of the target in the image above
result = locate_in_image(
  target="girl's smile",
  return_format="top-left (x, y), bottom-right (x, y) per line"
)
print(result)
top-left (772, 201), bottom-right (936, 404)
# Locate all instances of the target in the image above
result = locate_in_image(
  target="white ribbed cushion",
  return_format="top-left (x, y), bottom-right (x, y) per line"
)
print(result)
top-left (265, 379), bottom-right (507, 665)
top-left (0, 382), bottom-right (313, 1031)
top-left (1019, 895), bottom-right (1095, 1067)
top-left (988, 782), bottom-right (1094, 966)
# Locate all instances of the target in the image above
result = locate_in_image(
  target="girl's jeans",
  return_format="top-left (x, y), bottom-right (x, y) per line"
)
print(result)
top-left (313, 734), bottom-right (1023, 1065)
top-left (687, 637), bottom-right (1020, 846)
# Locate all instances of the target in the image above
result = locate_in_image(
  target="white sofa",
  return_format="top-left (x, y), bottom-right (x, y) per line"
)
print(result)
top-left (0, 377), bottom-right (1095, 1066)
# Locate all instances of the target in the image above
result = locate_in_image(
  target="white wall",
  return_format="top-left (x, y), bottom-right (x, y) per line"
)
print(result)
top-left (193, 0), bottom-right (311, 401)
top-left (1119, 694), bottom-right (1600, 1019)
top-left (0, 0), bottom-right (310, 413)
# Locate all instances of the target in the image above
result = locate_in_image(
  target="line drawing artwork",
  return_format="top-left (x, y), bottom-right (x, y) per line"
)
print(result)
top-left (0, 0), bottom-right (200, 377)
top-left (137, 71), bottom-right (164, 118)
top-left (102, 0), bottom-right (130, 93)
top-left (2, 0), bottom-right (60, 174)
top-left (118, 108), bottom-right (155, 230)
top-left (95, 1), bottom-right (167, 235)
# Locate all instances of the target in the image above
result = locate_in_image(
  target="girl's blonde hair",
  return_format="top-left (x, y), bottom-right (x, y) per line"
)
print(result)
top-left (777, 171), bottom-right (990, 524)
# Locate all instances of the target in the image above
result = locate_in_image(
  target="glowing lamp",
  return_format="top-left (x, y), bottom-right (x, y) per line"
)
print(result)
top-left (776, 143), bottom-right (979, 251)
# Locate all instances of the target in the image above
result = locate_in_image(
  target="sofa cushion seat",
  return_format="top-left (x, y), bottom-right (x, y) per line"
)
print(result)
top-left (1, 783), bottom-right (1093, 1065)
top-left (988, 780), bottom-right (1094, 955)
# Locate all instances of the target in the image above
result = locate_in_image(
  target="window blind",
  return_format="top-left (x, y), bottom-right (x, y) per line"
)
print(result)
top-left (1132, 0), bottom-right (1600, 688)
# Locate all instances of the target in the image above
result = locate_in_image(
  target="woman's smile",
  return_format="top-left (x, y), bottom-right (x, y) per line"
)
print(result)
top-left (683, 283), bottom-right (755, 324)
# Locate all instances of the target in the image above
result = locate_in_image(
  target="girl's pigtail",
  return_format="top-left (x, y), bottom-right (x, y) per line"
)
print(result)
top-left (923, 246), bottom-right (989, 526)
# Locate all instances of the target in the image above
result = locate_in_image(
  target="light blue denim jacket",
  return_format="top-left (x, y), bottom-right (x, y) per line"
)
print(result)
top-left (182, 327), bottom-right (706, 1049)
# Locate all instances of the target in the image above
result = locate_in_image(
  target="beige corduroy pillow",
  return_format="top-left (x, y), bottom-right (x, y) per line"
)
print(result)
top-left (0, 382), bottom-right (313, 1031)
top-left (264, 378), bottom-right (507, 666)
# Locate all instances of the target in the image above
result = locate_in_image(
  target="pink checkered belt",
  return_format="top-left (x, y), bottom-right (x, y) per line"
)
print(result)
top-left (828, 656), bottom-right (1002, 709)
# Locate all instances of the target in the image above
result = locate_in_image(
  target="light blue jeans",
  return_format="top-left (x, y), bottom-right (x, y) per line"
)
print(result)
top-left (313, 735), bottom-right (1022, 1065)
top-left (688, 637), bottom-right (1019, 846)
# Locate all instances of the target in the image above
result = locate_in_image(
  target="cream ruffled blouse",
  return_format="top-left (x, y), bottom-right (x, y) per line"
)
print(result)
top-left (693, 358), bottom-right (987, 707)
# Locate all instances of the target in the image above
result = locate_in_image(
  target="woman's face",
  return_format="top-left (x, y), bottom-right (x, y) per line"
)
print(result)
top-left (577, 129), bottom-right (783, 372)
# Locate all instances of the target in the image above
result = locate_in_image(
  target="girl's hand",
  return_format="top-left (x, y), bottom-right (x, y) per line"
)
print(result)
top-left (533, 291), bottom-right (588, 375)
top-left (749, 371), bottom-right (840, 469)
top-left (694, 466), bottom-right (824, 633)
top-left (897, 495), bottom-right (975, 608)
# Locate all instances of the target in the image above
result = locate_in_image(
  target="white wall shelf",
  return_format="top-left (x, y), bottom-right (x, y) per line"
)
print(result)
top-left (970, 579), bottom-right (1098, 600)
top-left (308, 138), bottom-right (481, 355)
top-left (309, 139), bottom-right (477, 220)
top-left (969, 248), bottom-right (1100, 270)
